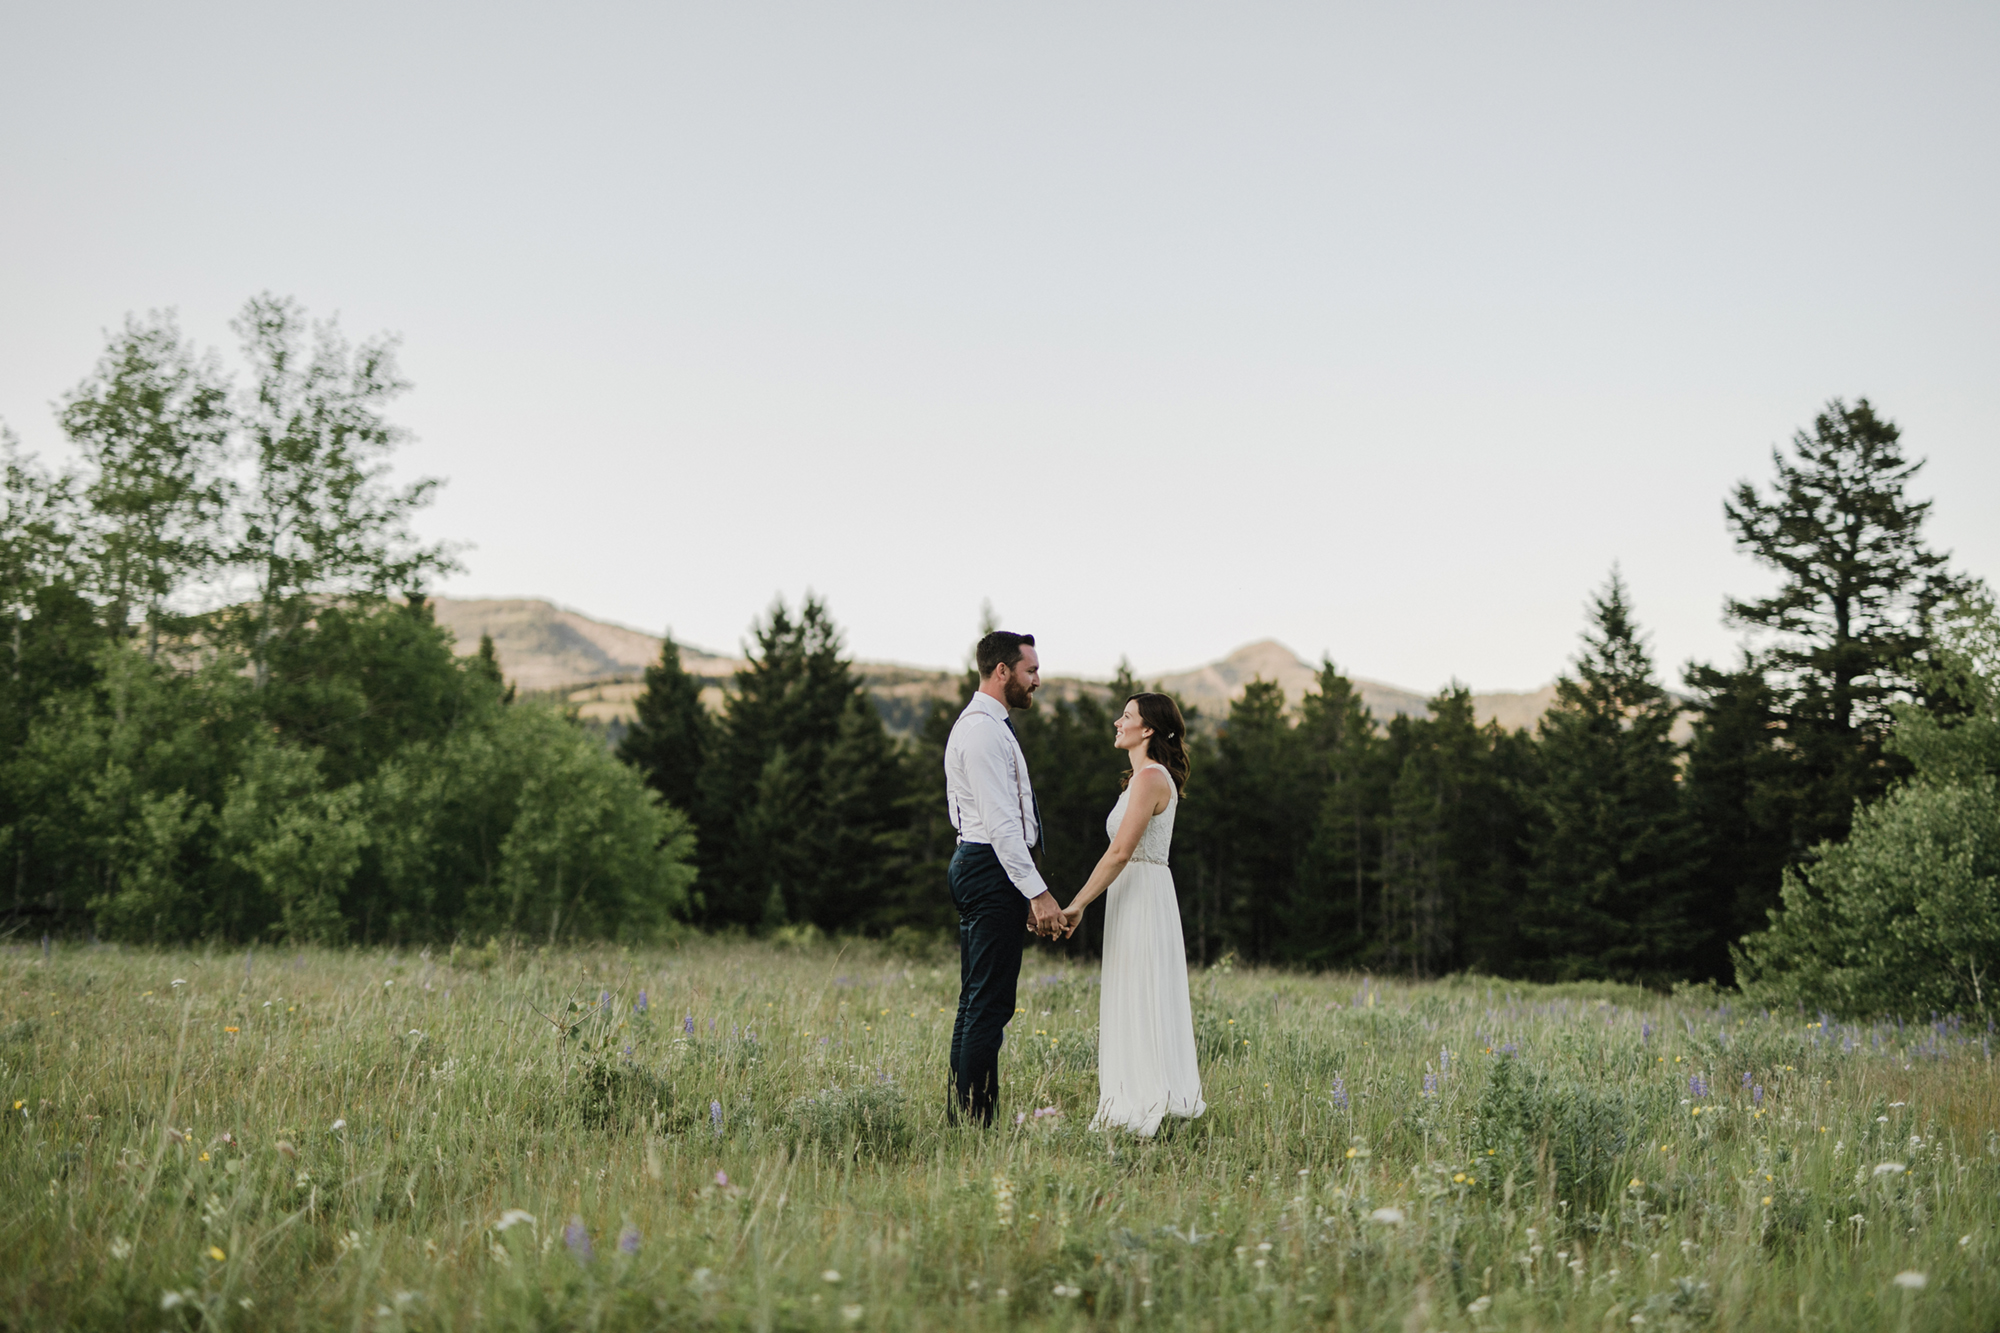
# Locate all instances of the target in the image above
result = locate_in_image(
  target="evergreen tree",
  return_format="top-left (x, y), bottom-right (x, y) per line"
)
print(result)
top-left (1375, 687), bottom-right (1491, 977)
top-left (1297, 662), bottom-right (1387, 965)
top-left (617, 630), bottom-right (710, 815)
top-left (1520, 572), bottom-right (1699, 982)
top-left (1197, 680), bottom-right (1311, 962)
top-left (1687, 398), bottom-right (1966, 962)
top-left (697, 596), bottom-right (907, 930)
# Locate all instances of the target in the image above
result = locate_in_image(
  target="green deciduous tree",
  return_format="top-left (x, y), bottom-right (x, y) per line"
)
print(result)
top-left (58, 312), bottom-right (232, 656)
top-left (230, 294), bottom-right (456, 687)
top-left (1738, 591), bottom-right (2000, 1019)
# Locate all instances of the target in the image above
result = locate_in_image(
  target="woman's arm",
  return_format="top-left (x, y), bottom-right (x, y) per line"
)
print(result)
top-left (1061, 767), bottom-right (1172, 932)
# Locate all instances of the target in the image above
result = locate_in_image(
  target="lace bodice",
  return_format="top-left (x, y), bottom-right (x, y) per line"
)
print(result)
top-left (1106, 763), bottom-right (1177, 865)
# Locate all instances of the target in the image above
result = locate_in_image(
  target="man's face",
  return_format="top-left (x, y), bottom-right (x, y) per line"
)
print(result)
top-left (998, 645), bottom-right (1040, 710)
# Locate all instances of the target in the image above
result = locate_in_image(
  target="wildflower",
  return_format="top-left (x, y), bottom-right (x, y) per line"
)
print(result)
top-left (1367, 1207), bottom-right (1405, 1225)
top-left (1762, 1196), bottom-right (1773, 1205)
top-left (171, 979), bottom-right (187, 989)
top-left (1330, 1075), bottom-right (1349, 1110)
top-left (1753, 1085), bottom-right (1764, 1105)
top-left (822, 1270), bottom-right (842, 1282)
top-left (711, 1101), bottom-right (723, 1135)
top-left (331, 1118), bottom-right (347, 1131)
top-left (635, 991), bottom-right (648, 1015)
top-left (618, 1225), bottom-right (640, 1255)
top-left (992, 1173), bottom-right (1015, 1226)
top-left (1892, 1271), bottom-right (1927, 1289)
top-left (1872, 1162), bottom-right (1906, 1176)
top-left (841, 1305), bottom-right (864, 1323)
top-left (224, 1027), bottom-right (239, 1035)
top-left (564, 1217), bottom-right (592, 1263)
top-left (1053, 1283), bottom-right (1082, 1297)
top-left (1467, 1295), bottom-right (1493, 1315)
top-left (685, 1014), bottom-right (695, 1034)
top-left (208, 1246), bottom-right (226, 1261)
top-left (715, 1170), bottom-right (729, 1186)
top-left (1422, 1072), bottom-right (1438, 1097)
top-left (599, 990), bottom-right (611, 1009)
top-left (199, 1152), bottom-right (210, 1162)
top-left (161, 1292), bottom-right (188, 1310)
top-left (110, 1237), bottom-right (133, 1261)
top-left (494, 1209), bottom-right (537, 1232)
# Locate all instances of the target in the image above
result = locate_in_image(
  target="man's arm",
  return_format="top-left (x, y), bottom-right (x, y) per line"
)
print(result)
top-left (962, 717), bottom-right (1052, 902)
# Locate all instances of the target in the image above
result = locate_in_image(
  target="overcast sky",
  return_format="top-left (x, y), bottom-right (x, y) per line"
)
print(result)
top-left (3, 2), bottom-right (1995, 691)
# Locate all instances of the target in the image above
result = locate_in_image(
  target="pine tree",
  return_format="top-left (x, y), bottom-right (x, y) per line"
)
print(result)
top-left (1376, 687), bottom-right (1491, 977)
top-left (617, 631), bottom-right (709, 815)
top-left (1686, 398), bottom-right (1966, 962)
top-left (1297, 662), bottom-right (1385, 965)
top-left (1521, 572), bottom-right (1699, 982)
top-left (696, 596), bottom-right (907, 930)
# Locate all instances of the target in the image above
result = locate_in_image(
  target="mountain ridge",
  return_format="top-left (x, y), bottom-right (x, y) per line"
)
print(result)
top-left (426, 596), bottom-right (1560, 733)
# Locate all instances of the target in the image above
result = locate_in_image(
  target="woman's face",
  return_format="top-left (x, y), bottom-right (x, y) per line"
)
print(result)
top-left (1113, 700), bottom-right (1153, 753)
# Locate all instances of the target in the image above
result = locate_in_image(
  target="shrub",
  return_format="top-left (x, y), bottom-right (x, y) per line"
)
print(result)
top-left (784, 1081), bottom-right (914, 1158)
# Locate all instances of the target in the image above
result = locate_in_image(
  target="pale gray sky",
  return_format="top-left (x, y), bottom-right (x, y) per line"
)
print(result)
top-left (4, 2), bottom-right (1995, 691)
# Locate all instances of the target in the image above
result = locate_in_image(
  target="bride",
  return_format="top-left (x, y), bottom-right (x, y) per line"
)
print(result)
top-left (1060, 692), bottom-right (1206, 1136)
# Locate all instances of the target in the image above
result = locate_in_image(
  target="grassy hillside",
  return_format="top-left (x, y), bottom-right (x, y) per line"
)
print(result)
top-left (4, 939), bottom-right (1994, 1330)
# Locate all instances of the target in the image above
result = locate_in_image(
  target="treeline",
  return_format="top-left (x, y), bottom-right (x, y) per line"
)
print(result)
top-left (1, 300), bottom-right (694, 943)
top-left (619, 398), bottom-right (1987, 996)
top-left (6, 302), bottom-right (1991, 1007)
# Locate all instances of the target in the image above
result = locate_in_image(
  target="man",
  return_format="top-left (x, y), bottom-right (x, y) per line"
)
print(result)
top-left (944, 629), bottom-right (1067, 1125)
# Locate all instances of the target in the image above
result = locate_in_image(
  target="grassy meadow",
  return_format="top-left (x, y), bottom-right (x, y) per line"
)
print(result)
top-left (4, 936), bottom-right (1997, 1331)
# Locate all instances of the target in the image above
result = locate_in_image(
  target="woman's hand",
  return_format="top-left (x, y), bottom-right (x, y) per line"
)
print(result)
top-left (1060, 903), bottom-right (1085, 938)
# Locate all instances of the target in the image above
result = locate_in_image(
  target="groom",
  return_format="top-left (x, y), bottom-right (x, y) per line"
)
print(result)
top-left (944, 629), bottom-right (1066, 1125)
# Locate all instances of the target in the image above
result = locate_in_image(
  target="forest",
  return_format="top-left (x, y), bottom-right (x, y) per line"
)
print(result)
top-left (4, 297), bottom-right (1996, 1017)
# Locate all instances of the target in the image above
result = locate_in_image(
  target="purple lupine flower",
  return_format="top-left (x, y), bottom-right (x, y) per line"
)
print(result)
top-left (1753, 1084), bottom-right (1764, 1105)
top-left (710, 1100), bottom-right (723, 1135)
top-left (1439, 1046), bottom-right (1450, 1075)
top-left (684, 1014), bottom-right (695, 1035)
top-left (1422, 1072), bottom-right (1438, 1097)
top-left (618, 1225), bottom-right (640, 1255)
top-left (1330, 1076), bottom-right (1348, 1112)
top-left (1689, 1073), bottom-right (1708, 1099)
top-left (1641, 1021), bottom-right (1651, 1044)
top-left (1500, 1042), bottom-right (1518, 1055)
top-left (599, 990), bottom-right (611, 1009)
top-left (564, 1217), bottom-right (593, 1263)
top-left (635, 990), bottom-right (648, 1015)
top-left (1742, 1071), bottom-right (1753, 1088)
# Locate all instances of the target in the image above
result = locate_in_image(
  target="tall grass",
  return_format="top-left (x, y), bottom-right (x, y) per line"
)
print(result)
top-left (3, 937), bottom-right (1996, 1330)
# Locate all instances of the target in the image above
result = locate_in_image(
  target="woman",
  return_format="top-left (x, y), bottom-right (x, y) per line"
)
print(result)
top-left (1060, 692), bottom-right (1206, 1136)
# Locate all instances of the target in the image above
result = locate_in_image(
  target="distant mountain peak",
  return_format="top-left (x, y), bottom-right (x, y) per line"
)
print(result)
top-left (427, 595), bottom-right (1560, 733)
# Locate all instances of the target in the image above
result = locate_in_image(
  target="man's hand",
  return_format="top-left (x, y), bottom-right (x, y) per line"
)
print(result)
top-left (1027, 891), bottom-right (1064, 939)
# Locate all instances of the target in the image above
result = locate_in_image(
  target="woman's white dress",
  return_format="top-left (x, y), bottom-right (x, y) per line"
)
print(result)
top-left (1090, 763), bottom-right (1206, 1136)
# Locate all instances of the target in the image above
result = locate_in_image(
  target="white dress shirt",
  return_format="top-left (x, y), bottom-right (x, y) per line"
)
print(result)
top-left (944, 691), bottom-right (1049, 900)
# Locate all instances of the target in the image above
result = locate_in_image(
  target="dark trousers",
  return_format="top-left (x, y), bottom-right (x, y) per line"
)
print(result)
top-left (947, 842), bottom-right (1028, 1126)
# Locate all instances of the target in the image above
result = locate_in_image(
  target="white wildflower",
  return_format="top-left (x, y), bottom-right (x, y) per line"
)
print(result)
top-left (1467, 1295), bottom-right (1493, 1315)
top-left (1893, 1271), bottom-right (1927, 1289)
top-left (822, 1270), bottom-right (841, 1283)
top-left (1872, 1163), bottom-right (1906, 1177)
top-left (841, 1304), bottom-right (864, 1322)
top-left (109, 1237), bottom-right (133, 1261)
top-left (1368, 1207), bottom-right (1405, 1225)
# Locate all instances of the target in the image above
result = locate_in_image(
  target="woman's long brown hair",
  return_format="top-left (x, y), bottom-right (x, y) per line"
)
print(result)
top-left (1119, 692), bottom-right (1191, 794)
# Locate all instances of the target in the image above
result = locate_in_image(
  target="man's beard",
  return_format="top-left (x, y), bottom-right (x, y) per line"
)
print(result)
top-left (1003, 677), bottom-right (1035, 710)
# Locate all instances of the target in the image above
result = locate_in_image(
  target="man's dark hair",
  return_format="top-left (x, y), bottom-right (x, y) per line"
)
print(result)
top-left (976, 630), bottom-right (1036, 678)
